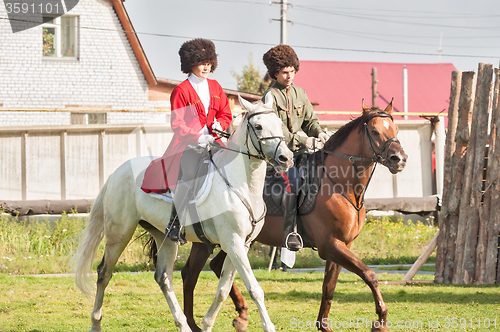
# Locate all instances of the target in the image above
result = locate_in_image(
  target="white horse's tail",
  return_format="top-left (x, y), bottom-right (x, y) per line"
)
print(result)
top-left (71, 178), bottom-right (109, 296)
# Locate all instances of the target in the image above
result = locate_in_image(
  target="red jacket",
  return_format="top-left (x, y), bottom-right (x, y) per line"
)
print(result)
top-left (141, 79), bottom-right (232, 193)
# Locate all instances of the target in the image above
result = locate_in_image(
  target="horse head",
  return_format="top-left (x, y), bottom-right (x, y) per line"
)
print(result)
top-left (361, 98), bottom-right (407, 174)
top-left (238, 95), bottom-right (293, 173)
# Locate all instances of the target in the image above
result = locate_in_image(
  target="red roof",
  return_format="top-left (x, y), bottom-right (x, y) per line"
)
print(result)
top-left (294, 61), bottom-right (456, 121)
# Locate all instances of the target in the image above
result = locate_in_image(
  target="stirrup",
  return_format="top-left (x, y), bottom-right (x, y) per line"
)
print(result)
top-left (166, 220), bottom-right (187, 245)
top-left (285, 232), bottom-right (303, 251)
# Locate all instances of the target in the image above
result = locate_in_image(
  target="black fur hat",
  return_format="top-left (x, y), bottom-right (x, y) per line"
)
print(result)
top-left (263, 44), bottom-right (300, 79)
top-left (178, 38), bottom-right (218, 74)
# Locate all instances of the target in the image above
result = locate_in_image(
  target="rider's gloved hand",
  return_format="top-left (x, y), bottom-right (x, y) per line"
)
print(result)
top-left (198, 134), bottom-right (215, 148)
top-left (212, 119), bottom-right (223, 132)
top-left (318, 132), bottom-right (329, 144)
top-left (305, 137), bottom-right (315, 150)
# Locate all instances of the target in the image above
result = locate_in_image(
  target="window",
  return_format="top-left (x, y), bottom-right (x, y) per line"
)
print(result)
top-left (42, 16), bottom-right (78, 58)
top-left (70, 113), bottom-right (107, 125)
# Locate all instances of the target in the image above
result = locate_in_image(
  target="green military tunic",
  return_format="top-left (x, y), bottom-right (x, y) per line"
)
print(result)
top-left (262, 82), bottom-right (324, 155)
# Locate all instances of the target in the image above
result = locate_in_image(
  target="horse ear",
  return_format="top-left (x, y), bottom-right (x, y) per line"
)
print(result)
top-left (384, 98), bottom-right (394, 115)
top-left (238, 94), bottom-right (253, 112)
top-left (362, 99), bottom-right (370, 112)
top-left (263, 92), bottom-right (273, 109)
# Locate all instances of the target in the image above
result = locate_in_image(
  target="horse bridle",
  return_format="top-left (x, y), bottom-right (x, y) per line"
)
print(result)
top-left (326, 113), bottom-right (400, 164)
top-left (363, 113), bottom-right (400, 164)
top-left (209, 109), bottom-right (287, 244)
top-left (322, 112), bottom-right (400, 215)
top-left (213, 110), bottom-right (286, 166)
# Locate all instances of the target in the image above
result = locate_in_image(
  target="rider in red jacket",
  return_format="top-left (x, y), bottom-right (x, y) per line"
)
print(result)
top-left (141, 38), bottom-right (232, 242)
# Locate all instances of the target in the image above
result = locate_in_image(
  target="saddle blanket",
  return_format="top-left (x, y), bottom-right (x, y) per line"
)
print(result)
top-left (148, 161), bottom-right (215, 208)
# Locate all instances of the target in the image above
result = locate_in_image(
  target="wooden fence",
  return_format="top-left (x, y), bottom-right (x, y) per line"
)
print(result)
top-left (0, 121), bottom-right (434, 203)
top-left (435, 64), bottom-right (500, 285)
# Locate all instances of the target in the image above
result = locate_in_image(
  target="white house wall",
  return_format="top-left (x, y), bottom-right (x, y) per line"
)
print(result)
top-left (0, 0), bottom-right (154, 125)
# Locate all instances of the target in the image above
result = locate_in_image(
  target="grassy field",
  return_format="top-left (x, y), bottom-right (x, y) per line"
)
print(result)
top-left (0, 271), bottom-right (498, 331)
top-left (0, 212), bottom-right (438, 275)
top-left (1, 213), bottom-right (498, 331)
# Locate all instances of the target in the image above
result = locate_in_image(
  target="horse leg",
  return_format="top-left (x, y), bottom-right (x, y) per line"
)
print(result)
top-left (316, 259), bottom-right (342, 332)
top-left (321, 239), bottom-right (388, 332)
top-left (201, 254), bottom-right (239, 332)
top-left (209, 248), bottom-right (249, 332)
top-left (209, 235), bottom-right (275, 332)
top-left (149, 229), bottom-right (191, 332)
top-left (182, 242), bottom-right (212, 332)
top-left (88, 222), bottom-right (137, 332)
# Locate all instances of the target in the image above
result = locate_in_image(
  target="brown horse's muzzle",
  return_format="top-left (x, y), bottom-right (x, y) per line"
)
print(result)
top-left (384, 144), bottom-right (408, 174)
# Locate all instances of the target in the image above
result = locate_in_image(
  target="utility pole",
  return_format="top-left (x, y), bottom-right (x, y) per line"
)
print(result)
top-left (371, 67), bottom-right (378, 108)
top-left (270, 0), bottom-right (293, 44)
top-left (437, 32), bottom-right (443, 63)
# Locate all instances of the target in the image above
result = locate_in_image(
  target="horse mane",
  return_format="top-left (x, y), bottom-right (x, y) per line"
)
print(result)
top-left (322, 107), bottom-right (389, 153)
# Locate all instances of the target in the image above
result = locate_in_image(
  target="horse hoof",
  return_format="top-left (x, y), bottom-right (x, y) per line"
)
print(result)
top-left (232, 317), bottom-right (248, 332)
top-left (371, 325), bottom-right (389, 332)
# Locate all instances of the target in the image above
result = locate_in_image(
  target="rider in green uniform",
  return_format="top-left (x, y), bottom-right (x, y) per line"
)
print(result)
top-left (262, 44), bottom-right (328, 251)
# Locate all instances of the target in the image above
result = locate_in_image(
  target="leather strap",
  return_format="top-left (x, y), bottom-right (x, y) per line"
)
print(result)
top-left (209, 149), bottom-right (266, 245)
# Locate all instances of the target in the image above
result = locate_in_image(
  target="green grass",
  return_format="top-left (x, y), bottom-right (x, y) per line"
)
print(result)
top-left (351, 215), bottom-right (438, 265)
top-left (0, 212), bottom-right (438, 275)
top-left (0, 271), bottom-right (498, 331)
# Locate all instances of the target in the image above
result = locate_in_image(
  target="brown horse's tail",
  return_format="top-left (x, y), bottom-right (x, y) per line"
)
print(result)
top-left (70, 178), bottom-right (108, 296)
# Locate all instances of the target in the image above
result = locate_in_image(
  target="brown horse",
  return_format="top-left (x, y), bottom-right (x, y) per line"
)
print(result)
top-left (180, 101), bottom-right (407, 332)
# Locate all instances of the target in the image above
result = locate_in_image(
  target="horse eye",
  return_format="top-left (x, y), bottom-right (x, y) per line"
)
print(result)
top-left (372, 130), bottom-right (380, 136)
top-left (255, 124), bottom-right (263, 130)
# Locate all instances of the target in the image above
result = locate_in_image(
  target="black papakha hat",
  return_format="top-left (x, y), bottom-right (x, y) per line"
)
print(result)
top-left (178, 38), bottom-right (218, 74)
top-left (262, 44), bottom-right (300, 79)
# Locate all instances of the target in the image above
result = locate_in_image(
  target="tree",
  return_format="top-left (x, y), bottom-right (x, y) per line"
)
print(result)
top-left (231, 53), bottom-right (271, 95)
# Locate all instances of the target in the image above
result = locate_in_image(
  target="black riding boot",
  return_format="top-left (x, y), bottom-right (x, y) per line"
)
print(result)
top-left (166, 205), bottom-right (186, 244)
top-left (282, 191), bottom-right (303, 251)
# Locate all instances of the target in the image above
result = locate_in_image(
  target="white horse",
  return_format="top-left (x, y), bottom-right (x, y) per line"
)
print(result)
top-left (72, 95), bottom-right (294, 332)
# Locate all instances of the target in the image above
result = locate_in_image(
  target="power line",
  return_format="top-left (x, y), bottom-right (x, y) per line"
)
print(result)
top-left (293, 4), bottom-right (500, 19)
top-left (2, 16), bottom-right (499, 59)
top-left (293, 6), bottom-right (500, 31)
top-left (206, 0), bottom-right (500, 19)
top-left (294, 21), bottom-right (500, 49)
top-left (203, 0), bottom-right (500, 39)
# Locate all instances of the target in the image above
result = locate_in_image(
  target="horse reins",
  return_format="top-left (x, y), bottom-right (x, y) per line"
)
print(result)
top-left (208, 109), bottom-right (286, 244)
top-left (212, 110), bottom-right (286, 166)
top-left (321, 113), bottom-right (400, 219)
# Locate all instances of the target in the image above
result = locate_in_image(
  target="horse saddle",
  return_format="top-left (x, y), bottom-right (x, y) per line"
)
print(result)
top-left (262, 153), bottom-right (320, 248)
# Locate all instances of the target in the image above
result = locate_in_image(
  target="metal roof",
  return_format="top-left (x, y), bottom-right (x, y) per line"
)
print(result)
top-left (294, 61), bottom-right (457, 121)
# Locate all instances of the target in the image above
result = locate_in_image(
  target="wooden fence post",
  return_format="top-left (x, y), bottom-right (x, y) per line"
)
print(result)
top-left (99, 130), bottom-right (105, 189)
top-left (440, 72), bottom-right (475, 283)
top-left (479, 68), bottom-right (500, 284)
top-left (454, 63), bottom-right (493, 284)
top-left (435, 71), bottom-right (462, 282)
top-left (435, 71), bottom-right (462, 283)
top-left (60, 131), bottom-right (67, 200)
top-left (21, 131), bottom-right (27, 200)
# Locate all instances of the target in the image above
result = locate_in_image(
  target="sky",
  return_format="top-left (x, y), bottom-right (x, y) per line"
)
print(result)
top-left (124, 0), bottom-right (500, 90)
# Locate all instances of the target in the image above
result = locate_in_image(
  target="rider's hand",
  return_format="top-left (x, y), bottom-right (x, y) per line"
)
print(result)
top-left (305, 137), bottom-right (315, 150)
top-left (212, 119), bottom-right (223, 132)
top-left (198, 134), bottom-right (215, 148)
top-left (318, 132), bottom-right (329, 144)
